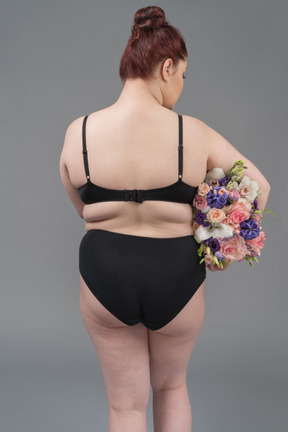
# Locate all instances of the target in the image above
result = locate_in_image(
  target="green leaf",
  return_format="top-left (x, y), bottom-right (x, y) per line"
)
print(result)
top-left (245, 256), bottom-right (255, 268)
top-left (262, 208), bottom-right (277, 217)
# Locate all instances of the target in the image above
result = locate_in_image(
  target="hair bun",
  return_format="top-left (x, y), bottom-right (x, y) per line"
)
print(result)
top-left (133, 6), bottom-right (168, 30)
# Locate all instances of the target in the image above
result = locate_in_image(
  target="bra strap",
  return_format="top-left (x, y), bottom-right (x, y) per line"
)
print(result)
top-left (178, 114), bottom-right (183, 179)
top-left (82, 115), bottom-right (90, 181)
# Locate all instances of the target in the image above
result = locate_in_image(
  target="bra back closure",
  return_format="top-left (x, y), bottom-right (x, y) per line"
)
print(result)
top-left (124, 189), bottom-right (144, 203)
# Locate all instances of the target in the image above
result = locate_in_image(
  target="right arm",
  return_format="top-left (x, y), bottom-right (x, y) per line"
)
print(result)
top-left (193, 117), bottom-right (271, 210)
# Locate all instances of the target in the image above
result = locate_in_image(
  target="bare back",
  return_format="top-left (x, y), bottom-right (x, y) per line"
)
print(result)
top-left (61, 104), bottom-right (208, 237)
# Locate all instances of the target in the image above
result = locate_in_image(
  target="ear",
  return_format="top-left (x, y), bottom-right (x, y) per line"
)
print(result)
top-left (161, 58), bottom-right (173, 82)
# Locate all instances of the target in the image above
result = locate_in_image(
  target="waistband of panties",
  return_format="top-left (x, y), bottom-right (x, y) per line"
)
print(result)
top-left (84, 229), bottom-right (196, 241)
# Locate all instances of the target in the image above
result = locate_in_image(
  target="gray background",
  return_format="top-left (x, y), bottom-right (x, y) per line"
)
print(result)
top-left (1, 0), bottom-right (287, 431)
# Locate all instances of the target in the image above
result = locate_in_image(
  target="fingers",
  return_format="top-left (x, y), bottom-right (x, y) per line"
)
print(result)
top-left (207, 263), bottom-right (218, 272)
top-left (207, 262), bottom-right (231, 272)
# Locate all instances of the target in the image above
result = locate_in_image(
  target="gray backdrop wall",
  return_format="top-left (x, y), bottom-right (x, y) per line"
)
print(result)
top-left (1, 1), bottom-right (287, 431)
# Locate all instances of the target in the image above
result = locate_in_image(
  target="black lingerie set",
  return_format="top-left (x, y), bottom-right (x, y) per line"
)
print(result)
top-left (78, 114), bottom-right (206, 330)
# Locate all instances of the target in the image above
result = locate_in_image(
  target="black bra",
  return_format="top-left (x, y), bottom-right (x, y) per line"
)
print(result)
top-left (78, 114), bottom-right (198, 204)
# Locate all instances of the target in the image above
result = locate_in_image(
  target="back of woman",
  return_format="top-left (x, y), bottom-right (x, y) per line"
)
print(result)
top-left (62, 107), bottom-right (208, 235)
top-left (60, 6), bottom-right (271, 432)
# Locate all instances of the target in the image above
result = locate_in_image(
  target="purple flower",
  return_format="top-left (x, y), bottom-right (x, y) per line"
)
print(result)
top-left (240, 218), bottom-right (260, 240)
top-left (252, 199), bottom-right (258, 210)
top-left (218, 175), bottom-right (230, 186)
top-left (215, 251), bottom-right (224, 261)
top-left (196, 211), bottom-right (210, 227)
top-left (207, 237), bottom-right (220, 252)
top-left (206, 186), bottom-right (229, 209)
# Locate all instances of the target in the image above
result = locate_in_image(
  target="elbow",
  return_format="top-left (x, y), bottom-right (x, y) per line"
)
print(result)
top-left (77, 207), bottom-right (84, 219)
top-left (261, 180), bottom-right (271, 193)
top-left (265, 183), bottom-right (271, 193)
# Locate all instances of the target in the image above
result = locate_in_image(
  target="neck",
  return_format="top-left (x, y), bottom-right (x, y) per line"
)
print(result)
top-left (116, 78), bottom-right (163, 107)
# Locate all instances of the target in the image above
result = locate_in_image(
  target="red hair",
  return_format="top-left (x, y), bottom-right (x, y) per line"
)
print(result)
top-left (119, 6), bottom-right (188, 83)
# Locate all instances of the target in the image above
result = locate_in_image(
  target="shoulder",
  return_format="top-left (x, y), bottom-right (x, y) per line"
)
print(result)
top-left (181, 115), bottom-right (214, 157)
top-left (60, 115), bottom-right (87, 162)
top-left (181, 114), bottom-right (235, 150)
top-left (181, 115), bottom-right (244, 172)
top-left (182, 114), bottom-right (215, 136)
top-left (63, 115), bottom-right (87, 146)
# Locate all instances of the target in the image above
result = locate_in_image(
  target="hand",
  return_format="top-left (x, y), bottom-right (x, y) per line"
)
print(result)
top-left (206, 261), bottom-right (231, 272)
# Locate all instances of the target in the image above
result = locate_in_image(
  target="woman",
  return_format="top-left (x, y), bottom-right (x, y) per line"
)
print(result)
top-left (59, 6), bottom-right (271, 432)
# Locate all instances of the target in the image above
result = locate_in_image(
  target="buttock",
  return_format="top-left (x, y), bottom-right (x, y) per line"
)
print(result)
top-left (79, 229), bottom-right (206, 331)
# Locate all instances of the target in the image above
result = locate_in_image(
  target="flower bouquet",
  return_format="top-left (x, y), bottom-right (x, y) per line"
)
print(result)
top-left (192, 160), bottom-right (275, 268)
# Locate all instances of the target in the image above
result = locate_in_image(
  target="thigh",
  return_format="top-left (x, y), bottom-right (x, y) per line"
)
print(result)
top-left (148, 280), bottom-right (206, 392)
top-left (79, 275), bottom-right (151, 409)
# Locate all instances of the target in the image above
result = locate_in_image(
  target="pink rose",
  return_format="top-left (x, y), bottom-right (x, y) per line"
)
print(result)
top-left (221, 218), bottom-right (239, 232)
top-left (245, 231), bottom-right (266, 257)
top-left (218, 187), bottom-right (229, 196)
top-left (252, 213), bottom-right (261, 223)
top-left (198, 182), bottom-right (210, 196)
top-left (225, 202), bottom-right (251, 226)
top-left (193, 194), bottom-right (208, 210)
top-left (238, 197), bottom-right (252, 212)
top-left (220, 235), bottom-right (248, 261)
top-left (205, 255), bottom-right (214, 265)
top-left (229, 189), bottom-right (240, 201)
top-left (207, 208), bottom-right (226, 223)
top-left (221, 217), bottom-right (241, 235)
top-left (192, 221), bottom-right (200, 233)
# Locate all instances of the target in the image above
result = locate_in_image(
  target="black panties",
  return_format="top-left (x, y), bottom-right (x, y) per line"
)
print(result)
top-left (79, 229), bottom-right (206, 331)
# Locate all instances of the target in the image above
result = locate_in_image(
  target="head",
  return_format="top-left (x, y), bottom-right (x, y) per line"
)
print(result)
top-left (119, 6), bottom-right (188, 110)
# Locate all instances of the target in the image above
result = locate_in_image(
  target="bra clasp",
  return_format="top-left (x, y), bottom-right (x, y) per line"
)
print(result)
top-left (124, 189), bottom-right (144, 203)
